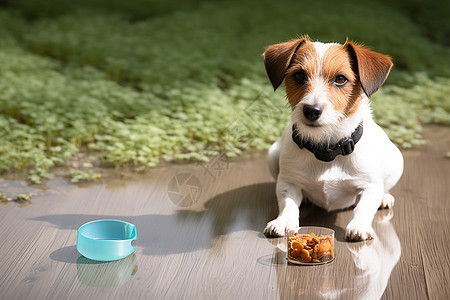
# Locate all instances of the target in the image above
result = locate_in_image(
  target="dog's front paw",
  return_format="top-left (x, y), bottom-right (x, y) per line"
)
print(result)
top-left (264, 217), bottom-right (299, 237)
top-left (345, 220), bottom-right (375, 241)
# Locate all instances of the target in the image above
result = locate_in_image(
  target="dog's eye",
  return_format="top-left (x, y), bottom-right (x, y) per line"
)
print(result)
top-left (293, 71), bottom-right (307, 85)
top-left (334, 75), bottom-right (348, 86)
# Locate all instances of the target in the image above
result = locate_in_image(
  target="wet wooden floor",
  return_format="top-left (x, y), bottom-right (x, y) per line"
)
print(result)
top-left (0, 126), bottom-right (449, 300)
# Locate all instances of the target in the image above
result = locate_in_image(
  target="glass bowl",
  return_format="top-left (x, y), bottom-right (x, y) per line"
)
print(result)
top-left (286, 226), bottom-right (335, 265)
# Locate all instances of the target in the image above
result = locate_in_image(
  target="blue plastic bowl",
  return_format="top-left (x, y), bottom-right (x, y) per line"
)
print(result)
top-left (77, 219), bottom-right (137, 261)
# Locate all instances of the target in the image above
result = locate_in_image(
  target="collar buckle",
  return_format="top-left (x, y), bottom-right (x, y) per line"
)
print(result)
top-left (340, 138), bottom-right (355, 156)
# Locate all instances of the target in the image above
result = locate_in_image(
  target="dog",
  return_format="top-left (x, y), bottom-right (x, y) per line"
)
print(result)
top-left (263, 36), bottom-right (403, 241)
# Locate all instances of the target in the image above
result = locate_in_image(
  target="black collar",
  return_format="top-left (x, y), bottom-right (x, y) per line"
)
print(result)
top-left (292, 122), bottom-right (363, 162)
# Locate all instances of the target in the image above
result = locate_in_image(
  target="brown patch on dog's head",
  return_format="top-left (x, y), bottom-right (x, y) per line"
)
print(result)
top-left (320, 44), bottom-right (362, 117)
top-left (283, 40), bottom-right (318, 108)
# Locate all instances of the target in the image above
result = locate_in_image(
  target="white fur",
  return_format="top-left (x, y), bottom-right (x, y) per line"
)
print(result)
top-left (264, 42), bottom-right (404, 241)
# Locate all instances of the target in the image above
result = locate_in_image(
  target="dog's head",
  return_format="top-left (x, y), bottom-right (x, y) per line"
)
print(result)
top-left (263, 36), bottom-right (392, 143)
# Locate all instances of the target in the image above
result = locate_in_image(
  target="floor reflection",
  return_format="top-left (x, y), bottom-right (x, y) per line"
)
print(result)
top-left (344, 209), bottom-right (401, 299)
top-left (76, 253), bottom-right (138, 288)
top-left (274, 209), bottom-right (401, 299)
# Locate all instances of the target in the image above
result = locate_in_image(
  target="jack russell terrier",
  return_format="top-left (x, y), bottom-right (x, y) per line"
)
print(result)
top-left (263, 36), bottom-right (403, 241)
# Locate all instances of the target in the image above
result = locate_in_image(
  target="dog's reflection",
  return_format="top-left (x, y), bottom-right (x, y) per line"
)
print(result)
top-left (271, 209), bottom-right (401, 300)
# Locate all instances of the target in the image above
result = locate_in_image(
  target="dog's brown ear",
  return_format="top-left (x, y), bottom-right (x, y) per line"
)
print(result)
top-left (345, 41), bottom-right (393, 98)
top-left (263, 38), bottom-right (308, 90)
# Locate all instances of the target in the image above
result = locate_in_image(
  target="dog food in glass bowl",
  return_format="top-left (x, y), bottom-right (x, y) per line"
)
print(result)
top-left (286, 226), bottom-right (335, 265)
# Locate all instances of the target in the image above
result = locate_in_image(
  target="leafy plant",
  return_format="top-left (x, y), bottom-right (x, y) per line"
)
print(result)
top-left (0, 0), bottom-right (448, 183)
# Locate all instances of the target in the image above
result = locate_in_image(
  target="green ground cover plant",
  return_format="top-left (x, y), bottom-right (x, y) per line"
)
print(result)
top-left (0, 0), bottom-right (448, 183)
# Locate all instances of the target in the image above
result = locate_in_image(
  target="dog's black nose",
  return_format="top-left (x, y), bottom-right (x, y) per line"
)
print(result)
top-left (303, 105), bottom-right (323, 121)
